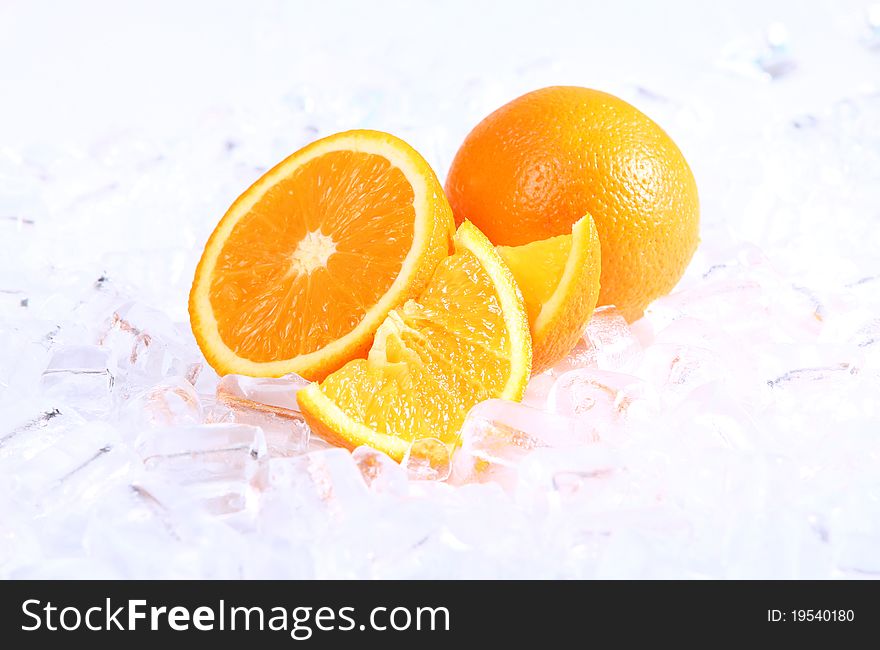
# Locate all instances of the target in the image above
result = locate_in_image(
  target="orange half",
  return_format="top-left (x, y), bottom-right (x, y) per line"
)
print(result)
top-left (189, 130), bottom-right (454, 380)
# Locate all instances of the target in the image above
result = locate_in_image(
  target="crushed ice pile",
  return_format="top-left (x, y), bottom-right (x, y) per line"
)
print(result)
top-left (2, 3), bottom-right (880, 578)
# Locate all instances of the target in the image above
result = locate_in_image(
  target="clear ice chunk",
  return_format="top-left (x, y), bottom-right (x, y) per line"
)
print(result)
top-left (37, 442), bottom-right (138, 515)
top-left (217, 373), bottom-right (308, 411)
top-left (663, 382), bottom-right (761, 451)
top-left (10, 421), bottom-right (121, 500)
top-left (651, 316), bottom-right (731, 350)
top-left (638, 343), bottom-right (722, 406)
top-left (138, 423), bottom-right (266, 473)
top-left (239, 413), bottom-right (310, 458)
top-left (77, 485), bottom-right (194, 579)
top-left (451, 399), bottom-right (594, 489)
top-left (201, 397), bottom-right (236, 424)
top-left (544, 306), bottom-right (641, 375)
top-left (122, 377), bottom-right (202, 429)
top-left (137, 423), bottom-right (267, 516)
top-left (216, 373), bottom-right (312, 457)
top-left (547, 337), bottom-right (597, 374)
top-left (97, 302), bottom-right (200, 395)
top-left (583, 306), bottom-right (642, 372)
top-left (0, 407), bottom-right (85, 464)
top-left (40, 345), bottom-right (114, 413)
top-left (645, 279), bottom-right (767, 336)
top-left (0, 322), bottom-right (54, 393)
top-left (521, 370), bottom-right (556, 409)
top-left (402, 437), bottom-right (452, 481)
top-left (514, 444), bottom-right (623, 512)
top-left (548, 368), bottom-right (657, 434)
top-left (352, 445), bottom-right (408, 495)
top-left (263, 448), bottom-right (371, 524)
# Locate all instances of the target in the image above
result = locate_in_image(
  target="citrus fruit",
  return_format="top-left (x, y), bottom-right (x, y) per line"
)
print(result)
top-left (298, 221), bottom-right (532, 461)
top-left (497, 214), bottom-right (601, 373)
top-left (445, 86), bottom-right (699, 322)
top-left (189, 129), bottom-right (454, 381)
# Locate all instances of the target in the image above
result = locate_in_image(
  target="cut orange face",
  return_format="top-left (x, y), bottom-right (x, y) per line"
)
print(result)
top-left (299, 222), bottom-right (532, 461)
top-left (497, 215), bottom-right (601, 373)
top-left (189, 130), bottom-right (454, 380)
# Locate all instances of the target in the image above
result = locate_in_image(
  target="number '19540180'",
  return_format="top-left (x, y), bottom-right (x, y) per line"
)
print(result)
top-left (767, 609), bottom-right (854, 622)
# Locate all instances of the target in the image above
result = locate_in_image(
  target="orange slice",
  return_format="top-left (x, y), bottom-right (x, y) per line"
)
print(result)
top-left (299, 222), bottom-right (532, 461)
top-left (497, 215), bottom-right (601, 373)
top-left (189, 130), bottom-right (454, 380)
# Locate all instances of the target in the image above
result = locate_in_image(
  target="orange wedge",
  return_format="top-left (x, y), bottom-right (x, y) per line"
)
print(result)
top-left (189, 130), bottom-right (454, 380)
top-left (299, 222), bottom-right (532, 461)
top-left (497, 215), bottom-right (601, 373)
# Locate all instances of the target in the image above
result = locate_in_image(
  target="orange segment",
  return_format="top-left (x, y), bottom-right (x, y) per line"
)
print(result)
top-left (299, 222), bottom-right (531, 461)
top-left (500, 233), bottom-right (570, 322)
top-left (189, 130), bottom-right (454, 380)
top-left (498, 215), bottom-right (602, 373)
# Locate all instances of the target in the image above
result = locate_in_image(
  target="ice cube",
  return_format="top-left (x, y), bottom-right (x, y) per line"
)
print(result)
top-left (191, 361), bottom-right (221, 396)
top-left (137, 423), bottom-right (267, 516)
top-left (97, 302), bottom-right (200, 394)
top-left (544, 307), bottom-right (641, 375)
top-left (521, 370), bottom-right (556, 409)
top-left (666, 382), bottom-right (761, 451)
top-left (217, 373), bottom-right (308, 412)
top-left (645, 279), bottom-right (767, 335)
top-left (759, 353), bottom-right (875, 450)
top-left (352, 445), bottom-right (408, 495)
top-left (37, 442), bottom-right (138, 515)
top-left (450, 399), bottom-right (593, 488)
top-left (216, 373), bottom-right (311, 456)
top-left (139, 424), bottom-right (267, 475)
top-left (652, 316), bottom-right (731, 351)
top-left (238, 414), bottom-right (310, 458)
top-left (40, 344), bottom-right (114, 413)
top-left (402, 437), bottom-right (452, 481)
top-left (80, 480), bottom-right (260, 578)
top-left (11, 421), bottom-right (120, 499)
top-left (68, 274), bottom-right (126, 330)
top-left (514, 444), bottom-right (623, 513)
top-left (99, 304), bottom-right (168, 373)
top-left (583, 306), bottom-right (642, 372)
top-left (122, 377), bottom-right (202, 429)
top-left (0, 407), bottom-right (84, 463)
top-left (264, 448), bottom-right (370, 522)
top-left (0, 322), bottom-right (55, 397)
top-left (638, 343), bottom-right (722, 406)
top-left (201, 396), bottom-right (235, 424)
top-left (548, 368), bottom-right (657, 433)
top-left (77, 485), bottom-right (193, 578)
top-left (546, 337), bottom-right (597, 374)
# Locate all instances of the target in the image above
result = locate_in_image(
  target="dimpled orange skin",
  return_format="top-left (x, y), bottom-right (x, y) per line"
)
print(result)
top-left (445, 86), bottom-right (700, 322)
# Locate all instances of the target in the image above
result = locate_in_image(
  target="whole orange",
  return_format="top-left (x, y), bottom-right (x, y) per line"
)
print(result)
top-left (445, 86), bottom-right (699, 322)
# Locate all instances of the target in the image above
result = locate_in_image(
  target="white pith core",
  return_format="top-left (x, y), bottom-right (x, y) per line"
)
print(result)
top-left (289, 229), bottom-right (337, 275)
